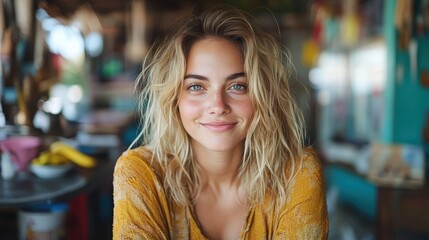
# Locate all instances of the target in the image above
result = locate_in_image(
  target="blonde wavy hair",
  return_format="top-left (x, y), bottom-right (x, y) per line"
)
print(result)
top-left (134, 8), bottom-right (305, 208)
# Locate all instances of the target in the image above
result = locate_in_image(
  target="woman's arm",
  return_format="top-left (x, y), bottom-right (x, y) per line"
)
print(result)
top-left (275, 151), bottom-right (329, 239)
top-left (113, 149), bottom-right (171, 239)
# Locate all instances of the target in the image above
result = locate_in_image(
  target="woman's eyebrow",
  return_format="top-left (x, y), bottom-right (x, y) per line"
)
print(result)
top-left (226, 72), bottom-right (245, 80)
top-left (184, 74), bottom-right (207, 80)
top-left (184, 72), bottom-right (245, 81)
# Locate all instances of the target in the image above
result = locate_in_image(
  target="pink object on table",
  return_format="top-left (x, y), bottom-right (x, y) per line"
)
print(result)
top-left (0, 136), bottom-right (42, 171)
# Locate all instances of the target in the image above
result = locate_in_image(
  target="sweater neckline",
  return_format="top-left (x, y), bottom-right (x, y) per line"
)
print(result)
top-left (186, 203), bottom-right (254, 239)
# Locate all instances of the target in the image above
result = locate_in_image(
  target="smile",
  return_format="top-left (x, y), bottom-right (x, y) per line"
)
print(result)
top-left (201, 122), bottom-right (237, 132)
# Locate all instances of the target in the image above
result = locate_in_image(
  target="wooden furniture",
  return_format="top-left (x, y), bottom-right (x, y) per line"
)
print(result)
top-left (325, 163), bottom-right (429, 240)
top-left (378, 185), bottom-right (429, 239)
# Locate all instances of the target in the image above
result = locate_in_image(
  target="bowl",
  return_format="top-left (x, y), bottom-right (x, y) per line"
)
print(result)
top-left (0, 136), bottom-right (42, 171)
top-left (30, 163), bottom-right (74, 179)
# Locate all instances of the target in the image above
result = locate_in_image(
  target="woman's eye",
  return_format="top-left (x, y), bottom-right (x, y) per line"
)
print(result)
top-left (187, 84), bottom-right (204, 91)
top-left (229, 83), bottom-right (247, 92)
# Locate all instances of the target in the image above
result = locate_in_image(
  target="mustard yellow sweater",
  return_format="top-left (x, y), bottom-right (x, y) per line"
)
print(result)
top-left (113, 147), bottom-right (328, 239)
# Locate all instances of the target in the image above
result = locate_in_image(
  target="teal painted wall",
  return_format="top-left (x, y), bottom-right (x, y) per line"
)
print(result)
top-left (383, 0), bottom-right (429, 145)
top-left (394, 36), bottom-right (429, 144)
top-left (382, 0), bottom-right (396, 143)
top-left (325, 165), bottom-right (377, 220)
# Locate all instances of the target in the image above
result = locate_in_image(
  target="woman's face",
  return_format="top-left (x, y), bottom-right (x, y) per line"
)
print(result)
top-left (178, 37), bottom-right (254, 153)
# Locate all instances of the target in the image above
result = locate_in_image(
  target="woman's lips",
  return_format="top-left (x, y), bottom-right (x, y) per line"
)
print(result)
top-left (201, 122), bottom-right (236, 132)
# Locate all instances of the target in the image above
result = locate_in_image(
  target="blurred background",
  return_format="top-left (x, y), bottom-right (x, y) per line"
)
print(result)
top-left (1, 0), bottom-right (429, 239)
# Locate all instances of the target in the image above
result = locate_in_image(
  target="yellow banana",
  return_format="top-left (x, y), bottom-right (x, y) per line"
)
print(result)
top-left (32, 151), bottom-right (70, 166)
top-left (49, 153), bottom-right (69, 165)
top-left (50, 141), bottom-right (96, 168)
top-left (32, 151), bottom-right (51, 165)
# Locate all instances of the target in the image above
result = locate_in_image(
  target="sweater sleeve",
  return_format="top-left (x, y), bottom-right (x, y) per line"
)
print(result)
top-left (113, 149), bottom-right (171, 239)
top-left (274, 150), bottom-right (329, 239)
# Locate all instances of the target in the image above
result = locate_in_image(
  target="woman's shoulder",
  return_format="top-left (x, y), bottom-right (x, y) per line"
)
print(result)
top-left (271, 147), bottom-right (324, 205)
top-left (267, 147), bottom-right (328, 239)
top-left (297, 147), bottom-right (322, 177)
top-left (114, 146), bottom-right (164, 181)
top-left (115, 146), bottom-right (152, 170)
top-left (288, 146), bottom-right (325, 198)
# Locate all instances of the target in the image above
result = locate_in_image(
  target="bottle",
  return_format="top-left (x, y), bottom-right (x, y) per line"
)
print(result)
top-left (1, 152), bottom-right (15, 180)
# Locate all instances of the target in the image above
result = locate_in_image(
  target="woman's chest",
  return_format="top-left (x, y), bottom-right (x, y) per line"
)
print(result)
top-left (198, 201), bottom-right (248, 238)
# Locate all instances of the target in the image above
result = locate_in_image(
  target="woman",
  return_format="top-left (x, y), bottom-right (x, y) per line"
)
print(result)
top-left (113, 8), bottom-right (328, 239)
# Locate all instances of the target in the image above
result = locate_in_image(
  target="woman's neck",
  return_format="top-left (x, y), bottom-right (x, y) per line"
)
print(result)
top-left (192, 142), bottom-right (244, 191)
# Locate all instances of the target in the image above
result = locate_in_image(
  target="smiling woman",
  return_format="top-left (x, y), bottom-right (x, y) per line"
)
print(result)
top-left (113, 7), bottom-right (328, 240)
top-left (179, 38), bottom-right (254, 154)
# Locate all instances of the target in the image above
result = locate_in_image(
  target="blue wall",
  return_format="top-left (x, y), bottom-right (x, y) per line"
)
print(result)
top-left (393, 34), bottom-right (429, 145)
top-left (383, 0), bottom-right (429, 145)
top-left (325, 165), bottom-right (377, 220)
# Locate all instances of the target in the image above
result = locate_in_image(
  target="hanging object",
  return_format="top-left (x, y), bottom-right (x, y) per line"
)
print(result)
top-left (311, 2), bottom-right (325, 46)
top-left (85, 32), bottom-right (103, 57)
top-left (124, 0), bottom-right (148, 63)
top-left (421, 70), bottom-right (429, 88)
top-left (323, 17), bottom-right (339, 47)
top-left (14, 0), bottom-right (33, 37)
top-left (341, 13), bottom-right (360, 47)
top-left (423, 0), bottom-right (429, 30)
top-left (302, 1), bottom-right (324, 67)
top-left (301, 39), bottom-right (320, 68)
top-left (409, 40), bottom-right (418, 82)
top-left (340, 0), bottom-right (360, 47)
top-left (72, 5), bottom-right (103, 58)
top-left (423, 112), bottom-right (429, 143)
top-left (396, 0), bottom-right (413, 50)
top-left (0, 1), bottom-right (4, 36)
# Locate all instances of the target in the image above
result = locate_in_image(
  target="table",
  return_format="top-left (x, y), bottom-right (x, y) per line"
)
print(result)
top-left (0, 158), bottom-right (113, 208)
top-left (0, 171), bottom-right (86, 207)
top-left (0, 156), bottom-right (116, 239)
top-left (325, 163), bottom-right (429, 239)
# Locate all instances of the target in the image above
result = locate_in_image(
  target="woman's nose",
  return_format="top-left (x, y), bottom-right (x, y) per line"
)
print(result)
top-left (208, 91), bottom-right (230, 115)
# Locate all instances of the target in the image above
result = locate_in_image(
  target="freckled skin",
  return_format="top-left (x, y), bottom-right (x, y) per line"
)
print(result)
top-left (179, 38), bottom-right (254, 154)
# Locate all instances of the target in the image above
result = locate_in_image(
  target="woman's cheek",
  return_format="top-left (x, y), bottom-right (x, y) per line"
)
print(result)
top-left (179, 97), bottom-right (204, 119)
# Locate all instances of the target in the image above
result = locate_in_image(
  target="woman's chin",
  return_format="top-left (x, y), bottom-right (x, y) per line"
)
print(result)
top-left (192, 139), bottom-right (244, 153)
